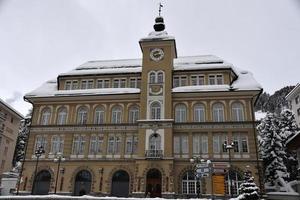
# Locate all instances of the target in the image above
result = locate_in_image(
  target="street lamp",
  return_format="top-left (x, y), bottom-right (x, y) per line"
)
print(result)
top-left (31, 145), bottom-right (45, 195)
top-left (53, 152), bottom-right (65, 194)
top-left (223, 141), bottom-right (235, 198)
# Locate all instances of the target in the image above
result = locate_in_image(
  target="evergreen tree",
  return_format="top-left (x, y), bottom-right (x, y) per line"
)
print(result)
top-left (278, 109), bottom-right (299, 181)
top-left (238, 170), bottom-right (260, 200)
top-left (12, 117), bottom-right (31, 172)
top-left (257, 113), bottom-right (289, 185)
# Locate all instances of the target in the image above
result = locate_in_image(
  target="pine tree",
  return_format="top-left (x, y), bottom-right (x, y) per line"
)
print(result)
top-left (238, 170), bottom-right (260, 200)
top-left (12, 117), bottom-right (31, 172)
top-left (257, 113), bottom-right (289, 185)
top-left (278, 109), bottom-right (299, 181)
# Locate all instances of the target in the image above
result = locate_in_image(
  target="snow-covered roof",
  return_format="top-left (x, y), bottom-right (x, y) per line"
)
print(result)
top-left (286, 83), bottom-right (300, 100)
top-left (25, 80), bottom-right (140, 98)
top-left (60, 55), bottom-right (231, 76)
top-left (139, 30), bottom-right (175, 41)
top-left (25, 55), bottom-right (262, 98)
top-left (0, 98), bottom-right (24, 119)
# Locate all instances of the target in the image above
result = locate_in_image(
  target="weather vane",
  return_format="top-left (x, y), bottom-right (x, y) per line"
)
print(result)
top-left (158, 2), bottom-right (163, 16)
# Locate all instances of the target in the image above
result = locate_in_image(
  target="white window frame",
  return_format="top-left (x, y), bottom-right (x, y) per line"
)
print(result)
top-left (77, 107), bottom-right (88, 125)
top-left (51, 135), bottom-right (64, 154)
top-left (94, 107), bottom-right (105, 124)
top-left (57, 107), bottom-right (67, 125)
top-left (193, 133), bottom-right (208, 154)
top-left (40, 108), bottom-right (51, 125)
top-left (175, 104), bottom-right (187, 123)
top-left (212, 103), bottom-right (225, 122)
top-left (232, 102), bottom-right (244, 121)
top-left (128, 106), bottom-right (139, 123)
top-left (111, 106), bottom-right (122, 123)
top-left (150, 102), bottom-right (161, 119)
top-left (72, 135), bottom-right (85, 155)
top-left (89, 134), bottom-right (103, 155)
top-left (194, 104), bottom-right (205, 122)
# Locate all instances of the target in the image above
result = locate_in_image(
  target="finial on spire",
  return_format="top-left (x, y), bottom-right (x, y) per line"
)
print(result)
top-left (158, 3), bottom-right (163, 16)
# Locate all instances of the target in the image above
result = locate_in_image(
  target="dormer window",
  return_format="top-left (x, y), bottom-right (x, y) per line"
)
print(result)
top-left (191, 75), bottom-right (204, 86)
top-left (209, 74), bottom-right (223, 85)
top-left (81, 80), bottom-right (94, 89)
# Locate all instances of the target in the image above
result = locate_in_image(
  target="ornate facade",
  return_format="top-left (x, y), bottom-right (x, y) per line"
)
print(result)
top-left (20, 16), bottom-right (262, 198)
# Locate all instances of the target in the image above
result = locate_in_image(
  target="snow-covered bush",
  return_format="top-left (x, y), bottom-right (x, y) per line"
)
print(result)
top-left (237, 170), bottom-right (260, 200)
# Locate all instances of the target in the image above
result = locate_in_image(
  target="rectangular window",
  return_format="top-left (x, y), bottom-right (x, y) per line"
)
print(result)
top-left (216, 75), bottom-right (223, 84)
top-left (213, 135), bottom-right (220, 153)
top-left (113, 79), bottom-right (119, 88)
top-left (130, 78), bottom-right (137, 88)
top-left (51, 135), bottom-right (64, 154)
top-left (107, 135), bottom-right (121, 154)
top-left (173, 136), bottom-right (180, 154)
top-left (213, 133), bottom-right (227, 153)
top-left (104, 80), bottom-right (110, 88)
top-left (125, 135), bottom-right (138, 154)
top-left (81, 80), bottom-right (88, 89)
top-left (181, 76), bottom-right (187, 86)
top-left (181, 135), bottom-right (188, 154)
top-left (72, 81), bottom-right (78, 90)
top-left (65, 81), bottom-right (72, 90)
top-left (87, 80), bottom-right (94, 89)
top-left (191, 76), bottom-right (197, 86)
top-left (209, 75), bottom-right (216, 85)
top-left (72, 135), bottom-right (85, 155)
top-left (173, 77), bottom-right (180, 87)
top-left (232, 133), bottom-right (249, 153)
top-left (35, 135), bottom-right (47, 152)
top-left (97, 80), bottom-right (104, 88)
top-left (193, 134), bottom-right (208, 154)
top-left (173, 134), bottom-right (188, 154)
top-left (120, 79), bottom-right (126, 88)
top-left (89, 134), bottom-right (103, 154)
top-left (4, 146), bottom-right (8, 156)
top-left (191, 75), bottom-right (205, 85)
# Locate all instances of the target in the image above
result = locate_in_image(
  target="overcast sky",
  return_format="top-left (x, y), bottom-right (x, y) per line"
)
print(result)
top-left (1, 0), bottom-right (300, 116)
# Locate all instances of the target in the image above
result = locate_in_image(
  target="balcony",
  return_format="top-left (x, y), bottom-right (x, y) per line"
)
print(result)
top-left (145, 150), bottom-right (163, 159)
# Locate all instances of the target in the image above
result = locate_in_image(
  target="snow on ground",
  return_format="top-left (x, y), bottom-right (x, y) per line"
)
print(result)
top-left (255, 110), bottom-right (267, 121)
top-left (0, 195), bottom-right (215, 200)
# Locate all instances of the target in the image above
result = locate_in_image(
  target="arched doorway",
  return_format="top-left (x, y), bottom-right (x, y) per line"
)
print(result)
top-left (146, 168), bottom-right (162, 197)
top-left (32, 170), bottom-right (51, 195)
top-left (111, 170), bottom-right (130, 197)
top-left (74, 170), bottom-right (92, 196)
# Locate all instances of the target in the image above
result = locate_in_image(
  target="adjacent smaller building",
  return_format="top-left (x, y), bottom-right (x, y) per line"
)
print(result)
top-left (0, 98), bottom-right (24, 176)
top-left (286, 83), bottom-right (300, 126)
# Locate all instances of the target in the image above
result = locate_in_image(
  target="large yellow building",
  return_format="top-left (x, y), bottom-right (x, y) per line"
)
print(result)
top-left (20, 16), bottom-right (262, 198)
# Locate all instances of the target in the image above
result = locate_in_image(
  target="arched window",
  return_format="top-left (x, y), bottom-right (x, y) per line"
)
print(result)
top-left (149, 72), bottom-right (156, 84)
top-left (194, 104), bottom-right (205, 122)
top-left (175, 104), bottom-right (187, 122)
top-left (128, 106), bottom-right (139, 123)
top-left (77, 106), bottom-right (88, 125)
top-left (57, 107), bottom-right (67, 125)
top-left (94, 106), bottom-right (105, 124)
top-left (212, 103), bottom-right (225, 122)
top-left (40, 108), bottom-right (51, 125)
top-left (157, 72), bottom-right (164, 83)
top-left (231, 102), bottom-right (244, 121)
top-left (182, 170), bottom-right (197, 194)
top-left (150, 102), bottom-right (161, 119)
top-left (111, 106), bottom-right (122, 124)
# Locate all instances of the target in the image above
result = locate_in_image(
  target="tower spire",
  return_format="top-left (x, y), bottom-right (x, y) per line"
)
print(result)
top-left (154, 3), bottom-right (165, 32)
top-left (158, 2), bottom-right (163, 16)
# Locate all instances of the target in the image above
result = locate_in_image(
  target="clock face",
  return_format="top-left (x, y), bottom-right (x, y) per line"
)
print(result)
top-left (150, 48), bottom-right (164, 61)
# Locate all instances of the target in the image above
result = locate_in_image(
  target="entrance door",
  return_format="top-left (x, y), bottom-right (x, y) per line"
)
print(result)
top-left (32, 170), bottom-right (51, 195)
top-left (111, 170), bottom-right (130, 197)
top-left (146, 169), bottom-right (162, 197)
top-left (74, 170), bottom-right (92, 196)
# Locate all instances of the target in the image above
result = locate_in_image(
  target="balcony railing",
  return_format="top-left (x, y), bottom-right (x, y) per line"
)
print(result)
top-left (145, 150), bottom-right (163, 159)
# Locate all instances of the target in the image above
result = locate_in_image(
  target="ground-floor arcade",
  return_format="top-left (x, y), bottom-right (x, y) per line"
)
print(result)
top-left (19, 159), bottom-right (260, 198)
